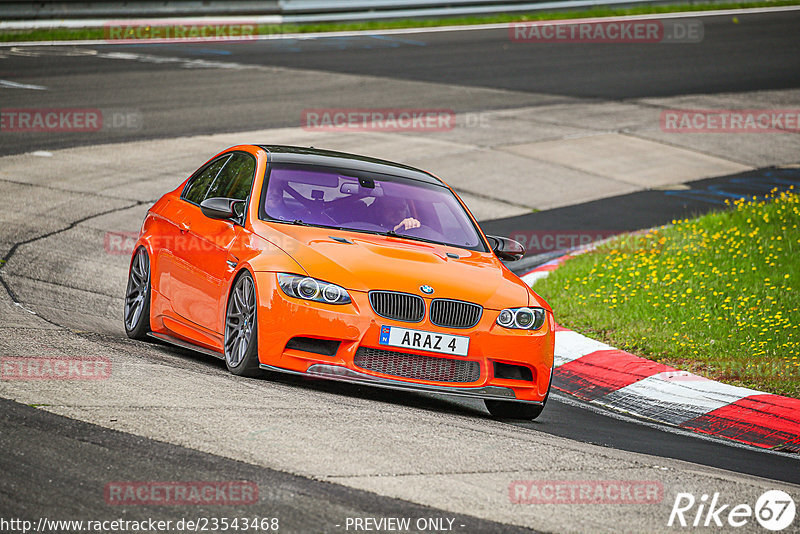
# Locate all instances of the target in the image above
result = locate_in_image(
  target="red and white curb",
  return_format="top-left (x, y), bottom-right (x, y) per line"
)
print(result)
top-left (523, 254), bottom-right (800, 453)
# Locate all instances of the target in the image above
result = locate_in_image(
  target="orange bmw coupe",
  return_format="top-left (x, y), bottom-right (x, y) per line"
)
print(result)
top-left (125, 145), bottom-right (555, 419)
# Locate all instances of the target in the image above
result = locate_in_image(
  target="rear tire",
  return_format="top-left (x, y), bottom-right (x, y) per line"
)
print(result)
top-left (224, 271), bottom-right (261, 377)
top-left (124, 247), bottom-right (152, 340)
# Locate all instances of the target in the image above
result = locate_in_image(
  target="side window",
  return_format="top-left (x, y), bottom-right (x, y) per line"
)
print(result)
top-left (206, 153), bottom-right (256, 201)
top-left (182, 156), bottom-right (230, 205)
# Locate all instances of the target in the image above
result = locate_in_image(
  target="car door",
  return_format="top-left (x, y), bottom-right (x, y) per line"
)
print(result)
top-left (157, 155), bottom-right (229, 323)
top-left (170, 152), bottom-right (256, 336)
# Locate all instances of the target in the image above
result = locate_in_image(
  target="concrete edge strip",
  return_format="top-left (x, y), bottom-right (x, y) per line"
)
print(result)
top-left (2, 5), bottom-right (800, 44)
top-left (522, 250), bottom-right (800, 453)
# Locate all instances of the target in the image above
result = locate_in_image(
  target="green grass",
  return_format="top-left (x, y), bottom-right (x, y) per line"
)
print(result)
top-left (2, 0), bottom-right (798, 42)
top-left (533, 189), bottom-right (800, 398)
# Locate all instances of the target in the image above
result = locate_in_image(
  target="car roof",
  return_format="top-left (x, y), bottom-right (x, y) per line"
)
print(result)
top-left (256, 145), bottom-right (444, 186)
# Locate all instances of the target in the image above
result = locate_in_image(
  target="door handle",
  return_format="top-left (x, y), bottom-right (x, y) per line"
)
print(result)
top-left (179, 222), bottom-right (190, 233)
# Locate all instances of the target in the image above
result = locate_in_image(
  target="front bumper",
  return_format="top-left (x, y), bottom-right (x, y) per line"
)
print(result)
top-left (253, 271), bottom-right (555, 403)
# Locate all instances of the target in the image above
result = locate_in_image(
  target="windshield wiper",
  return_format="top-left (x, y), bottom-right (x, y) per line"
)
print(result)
top-left (282, 219), bottom-right (347, 231)
top-left (380, 230), bottom-right (441, 246)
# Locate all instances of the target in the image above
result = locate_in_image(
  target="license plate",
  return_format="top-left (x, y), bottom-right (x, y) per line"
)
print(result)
top-left (379, 326), bottom-right (469, 357)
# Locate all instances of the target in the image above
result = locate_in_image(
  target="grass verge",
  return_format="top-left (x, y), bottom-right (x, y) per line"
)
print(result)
top-left (1, 0), bottom-right (799, 43)
top-left (533, 189), bottom-right (800, 398)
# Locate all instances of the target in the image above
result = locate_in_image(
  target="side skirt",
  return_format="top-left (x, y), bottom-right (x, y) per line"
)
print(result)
top-left (148, 332), bottom-right (225, 360)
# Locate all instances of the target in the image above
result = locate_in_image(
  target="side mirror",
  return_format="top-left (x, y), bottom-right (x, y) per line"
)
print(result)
top-left (200, 197), bottom-right (244, 220)
top-left (486, 235), bottom-right (525, 262)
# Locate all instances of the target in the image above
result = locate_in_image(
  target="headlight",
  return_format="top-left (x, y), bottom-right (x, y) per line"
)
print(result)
top-left (277, 273), bottom-right (351, 305)
top-left (496, 307), bottom-right (546, 330)
top-left (497, 309), bottom-right (515, 327)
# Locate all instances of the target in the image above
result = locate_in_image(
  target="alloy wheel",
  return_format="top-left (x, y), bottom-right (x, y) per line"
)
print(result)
top-left (124, 247), bottom-right (150, 332)
top-left (225, 274), bottom-right (256, 368)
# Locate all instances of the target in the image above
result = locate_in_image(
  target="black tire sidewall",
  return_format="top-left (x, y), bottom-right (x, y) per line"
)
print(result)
top-left (485, 400), bottom-right (544, 420)
top-left (485, 367), bottom-right (552, 420)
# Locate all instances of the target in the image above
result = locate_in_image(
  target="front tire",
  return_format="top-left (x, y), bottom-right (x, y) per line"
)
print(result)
top-left (224, 271), bottom-right (261, 377)
top-left (484, 400), bottom-right (544, 420)
top-left (124, 247), bottom-right (152, 340)
top-left (485, 369), bottom-right (552, 420)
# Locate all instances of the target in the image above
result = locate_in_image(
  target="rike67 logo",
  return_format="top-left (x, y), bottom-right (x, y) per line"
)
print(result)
top-left (668, 490), bottom-right (796, 531)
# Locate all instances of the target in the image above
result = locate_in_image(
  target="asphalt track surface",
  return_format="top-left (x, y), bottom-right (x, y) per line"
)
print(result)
top-left (482, 166), bottom-right (800, 251)
top-left (0, 397), bottom-right (532, 533)
top-left (1, 10), bottom-right (799, 156)
top-left (1, 9), bottom-right (800, 531)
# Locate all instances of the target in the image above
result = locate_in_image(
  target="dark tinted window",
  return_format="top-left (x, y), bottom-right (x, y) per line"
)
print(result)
top-left (206, 153), bottom-right (256, 201)
top-left (262, 164), bottom-right (486, 251)
top-left (182, 156), bottom-right (230, 205)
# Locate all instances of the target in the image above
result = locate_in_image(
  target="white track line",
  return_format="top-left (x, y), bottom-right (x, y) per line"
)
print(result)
top-left (0, 79), bottom-right (47, 90)
top-left (1, 5), bottom-right (799, 47)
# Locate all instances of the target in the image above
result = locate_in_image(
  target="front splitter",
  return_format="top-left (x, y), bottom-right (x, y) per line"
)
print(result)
top-left (259, 362), bottom-right (541, 404)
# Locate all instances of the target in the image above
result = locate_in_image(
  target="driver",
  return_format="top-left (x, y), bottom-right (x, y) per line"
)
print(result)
top-left (265, 180), bottom-right (311, 221)
top-left (382, 196), bottom-right (421, 233)
top-left (265, 181), bottom-right (290, 220)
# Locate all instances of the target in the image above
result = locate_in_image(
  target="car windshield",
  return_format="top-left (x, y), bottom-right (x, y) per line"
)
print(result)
top-left (261, 164), bottom-right (486, 251)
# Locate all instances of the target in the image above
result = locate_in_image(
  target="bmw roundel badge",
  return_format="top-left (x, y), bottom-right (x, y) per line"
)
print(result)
top-left (420, 285), bottom-right (434, 294)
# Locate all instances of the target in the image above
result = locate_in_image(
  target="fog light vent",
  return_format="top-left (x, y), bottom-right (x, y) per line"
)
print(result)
top-left (285, 337), bottom-right (340, 357)
top-left (493, 361), bottom-right (533, 382)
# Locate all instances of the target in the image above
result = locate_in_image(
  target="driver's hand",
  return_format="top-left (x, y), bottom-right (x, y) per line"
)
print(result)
top-left (393, 217), bottom-right (421, 232)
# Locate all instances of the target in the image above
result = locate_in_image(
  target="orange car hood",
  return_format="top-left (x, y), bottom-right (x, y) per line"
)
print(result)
top-left (256, 223), bottom-right (532, 310)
